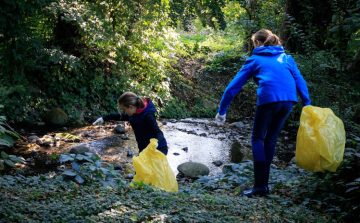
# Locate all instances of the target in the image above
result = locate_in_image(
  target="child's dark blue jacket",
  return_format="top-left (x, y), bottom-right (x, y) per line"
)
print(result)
top-left (218, 45), bottom-right (311, 115)
top-left (102, 99), bottom-right (167, 154)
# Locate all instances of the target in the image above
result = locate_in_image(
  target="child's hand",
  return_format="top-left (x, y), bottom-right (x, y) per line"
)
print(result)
top-left (92, 117), bottom-right (104, 125)
top-left (215, 113), bottom-right (226, 125)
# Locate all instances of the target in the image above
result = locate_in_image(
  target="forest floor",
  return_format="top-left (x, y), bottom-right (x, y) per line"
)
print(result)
top-left (0, 58), bottom-right (354, 222)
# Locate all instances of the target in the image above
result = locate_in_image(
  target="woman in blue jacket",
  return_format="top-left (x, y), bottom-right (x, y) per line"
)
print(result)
top-left (215, 29), bottom-right (311, 197)
top-left (93, 92), bottom-right (168, 156)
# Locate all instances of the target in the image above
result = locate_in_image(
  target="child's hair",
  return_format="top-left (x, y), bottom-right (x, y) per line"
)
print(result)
top-left (117, 92), bottom-right (146, 108)
top-left (251, 29), bottom-right (282, 46)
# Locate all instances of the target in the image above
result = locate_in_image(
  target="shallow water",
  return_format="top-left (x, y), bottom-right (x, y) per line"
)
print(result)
top-left (162, 118), bottom-right (232, 176)
top-left (6, 119), bottom-right (234, 177)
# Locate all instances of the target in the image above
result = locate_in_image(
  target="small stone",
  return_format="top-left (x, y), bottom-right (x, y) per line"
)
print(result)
top-left (28, 135), bottom-right (38, 141)
top-left (37, 122), bottom-right (45, 126)
top-left (127, 150), bottom-right (133, 157)
top-left (230, 122), bottom-right (245, 129)
top-left (173, 153), bottom-right (180, 156)
top-left (212, 160), bottom-right (223, 167)
top-left (182, 147), bottom-right (188, 152)
top-left (121, 136), bottom-right (130, 140)
top-left (125, 174), bottom-right (134, 179)
top-left (200, 133), bottom-right (207, 137)
top-left (162, 121), bottom-right (167, 125)
top-left (114, 165), bottom-right (122, 170)
top-left (114, 125), bottom-right (126, 134)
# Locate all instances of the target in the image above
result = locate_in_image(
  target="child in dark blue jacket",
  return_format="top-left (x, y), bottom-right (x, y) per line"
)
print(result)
top-left (215, 29), bottom-right (311, 197)
top-left (93, 92), bottom-right (168, 155)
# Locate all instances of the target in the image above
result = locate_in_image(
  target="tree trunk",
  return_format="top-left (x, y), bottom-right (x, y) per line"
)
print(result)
top-left (346, 46), bottom-right (360, 72)
top-left (280, 0), bottom-right (293, 51)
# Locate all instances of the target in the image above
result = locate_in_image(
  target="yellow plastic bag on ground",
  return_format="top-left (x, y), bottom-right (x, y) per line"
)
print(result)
top-left (295, 106), bottom-right (346, 172)
top-left (132, 139), bottom-right (178, 192)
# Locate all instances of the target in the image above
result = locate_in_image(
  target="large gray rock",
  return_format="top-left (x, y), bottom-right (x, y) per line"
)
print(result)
top-left (230, 141), bottom-right (252, 163)
top-left (202, 99), bottom-right (218, 110)
top-left (177, 162), bottom-right (210, 178)
top-left (69, 145), bottom-right (99, 158)
top-left (44, 108), bottom-right (68, 126)
top-left (69, 145), bottom-right (90, 154)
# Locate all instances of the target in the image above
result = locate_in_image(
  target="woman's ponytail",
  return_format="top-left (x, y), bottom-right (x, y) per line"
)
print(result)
top-left (118, 92), bottom-right (146, 108)
top-left (252, 29), bottom-right (282, 46)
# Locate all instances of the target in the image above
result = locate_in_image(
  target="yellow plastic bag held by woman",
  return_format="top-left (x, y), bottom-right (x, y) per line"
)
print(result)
top-left (295, 106), bottom-right (346, 172)
top-left (132, 139), bottom-right (178, 192)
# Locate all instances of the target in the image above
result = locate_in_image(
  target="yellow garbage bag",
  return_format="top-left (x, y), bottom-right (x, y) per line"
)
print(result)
top-left (295, 106), bottom-right (346, 172)
top-left (132, 139), bottom-right (178, 192)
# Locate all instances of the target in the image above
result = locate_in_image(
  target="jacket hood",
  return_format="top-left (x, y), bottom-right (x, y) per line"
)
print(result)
top-left (252, 45), bottom-right (284, 56)
top-left (141, 98), bottom-right (155, 114)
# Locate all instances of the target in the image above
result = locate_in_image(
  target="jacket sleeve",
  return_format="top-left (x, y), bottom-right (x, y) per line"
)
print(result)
top-left (144, 113), bottom-right (165, 144)
top-left (289, 56), bottom-right (311, 106)
top-left (102, 113), bottom-right (130, 122)
top-left (218, 57), bottom-right (254, 115)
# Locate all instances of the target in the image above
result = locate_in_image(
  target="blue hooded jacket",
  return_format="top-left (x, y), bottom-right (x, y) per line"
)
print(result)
top-left (218, 45), bottom-right (311, 115)
top-left (128, 99), bottom-right (167, 151)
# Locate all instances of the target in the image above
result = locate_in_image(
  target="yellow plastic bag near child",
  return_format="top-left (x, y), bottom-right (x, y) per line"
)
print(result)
top-left (132, 139), bottom-right (178, 192)
top-left (295, 106), bottom-right (346, 172)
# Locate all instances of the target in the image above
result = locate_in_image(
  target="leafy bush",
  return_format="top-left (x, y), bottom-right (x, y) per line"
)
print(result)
top-left (58, 153), bottom-right (124, 189)
top-left (160, 97), bottom-right (191, 119)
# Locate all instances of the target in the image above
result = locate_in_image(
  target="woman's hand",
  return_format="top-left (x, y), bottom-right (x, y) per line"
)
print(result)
top-left (92, 117), bottom-right (104, 125)
top-left (215, 113), bottom-right (226, 125)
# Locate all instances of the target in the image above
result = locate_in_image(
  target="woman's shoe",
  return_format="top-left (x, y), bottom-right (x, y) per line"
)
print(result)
top-left (242, 186), bottom-right (269, 197)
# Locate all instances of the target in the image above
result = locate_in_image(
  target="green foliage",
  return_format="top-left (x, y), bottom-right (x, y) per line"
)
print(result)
top-left (169, 0), bottom-right (226, 31)
top-left (0, 151), bottom-right (25, 169)
top-left (0, 170), bottom-right (332, 222)
top-left (0, 0), bottom-right (178, 123)
top-left (197, 160), bottom-right (254, 190)
top-left (288, 145), bottom-right (360, 221)
top-left (189, 98), bottom-right (217, 118)
top-left (161, 97), bottom-right (190, 119)
top-left (58, 153), bottom-right (124, 189)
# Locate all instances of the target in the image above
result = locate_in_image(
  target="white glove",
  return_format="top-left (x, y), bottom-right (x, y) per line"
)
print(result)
top-left (92, 117), bottom-right (104, 125)
top-left (215, 113), bottom-right (226, 125)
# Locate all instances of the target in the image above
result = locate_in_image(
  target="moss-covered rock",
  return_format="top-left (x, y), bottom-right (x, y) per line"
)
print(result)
top-left (55, 133), bottom-right (81, 142)
top-left (44, 108), bottom-right (68, 126)
top-left (230, 141), bottom-right (252, 163)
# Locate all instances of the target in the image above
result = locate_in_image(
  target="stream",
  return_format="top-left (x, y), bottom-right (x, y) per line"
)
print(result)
top-left (4, 118), bottom-right (297, 178)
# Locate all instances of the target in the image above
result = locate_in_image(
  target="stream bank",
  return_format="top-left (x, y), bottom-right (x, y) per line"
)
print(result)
top-left (3, 118), bottom-right (297, 179)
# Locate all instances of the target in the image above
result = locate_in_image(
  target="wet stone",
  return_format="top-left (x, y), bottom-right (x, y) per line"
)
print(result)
top-left (28, 135), bottom-right (38, 141)
top-left (114, 125), bottom-right (126, 134)
top-left (212, 160), bottom-right (223, 167)
top-left (125, 174), bottom-right (134, 179)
